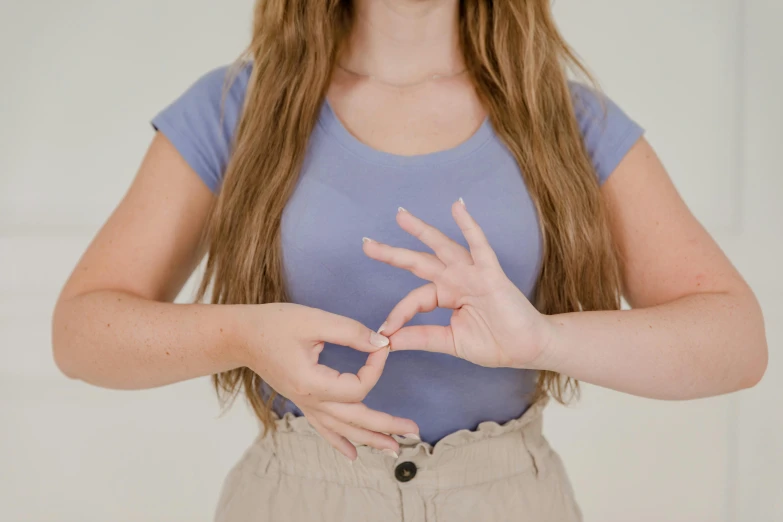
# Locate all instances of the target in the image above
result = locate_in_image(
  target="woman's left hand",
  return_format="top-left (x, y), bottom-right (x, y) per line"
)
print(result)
top-left (362, 199), bottom-right (554, 369)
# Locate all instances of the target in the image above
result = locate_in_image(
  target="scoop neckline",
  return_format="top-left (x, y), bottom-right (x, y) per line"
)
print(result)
top-left (318, 99), bottom-right (493, 168)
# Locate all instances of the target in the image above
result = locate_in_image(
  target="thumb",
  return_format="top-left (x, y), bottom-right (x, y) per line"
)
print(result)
top-left (311, 311), bottom-right (390, 352)
top-left (389, 325), bottom-right (456, 357)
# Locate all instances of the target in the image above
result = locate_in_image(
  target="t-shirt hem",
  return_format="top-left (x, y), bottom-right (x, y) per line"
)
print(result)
top-left (598, 123), bottom-right (646, 185)
top-left (151, 115), bottom-right (221, 193)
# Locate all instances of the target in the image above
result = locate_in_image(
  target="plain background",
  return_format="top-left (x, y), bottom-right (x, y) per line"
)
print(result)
top-left (1, 1), bottom-right (781, 521)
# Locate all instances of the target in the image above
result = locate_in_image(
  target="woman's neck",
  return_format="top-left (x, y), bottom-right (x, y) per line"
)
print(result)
top-left (341, 0), bottom-right (464, 84)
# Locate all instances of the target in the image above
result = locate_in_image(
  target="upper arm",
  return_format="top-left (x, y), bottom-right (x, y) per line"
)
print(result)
top-left (601, 138), bottom-right (749, 307)
top-left (58, 63), bottom-right (250, 303)
top-left (59, 133), bottom-right (215, 303)
top-left (569, 83), bottom-right (750, 307)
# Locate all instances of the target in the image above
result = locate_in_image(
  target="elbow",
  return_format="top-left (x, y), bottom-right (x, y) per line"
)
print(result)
top-left (52, 340), bottom-right (79, 381)
top-left (51, 300), bottom-right (82, 381)
top-left (738, 339), bottom-right (768, 390)
top-left (736, 299), bottom-right (769, 391)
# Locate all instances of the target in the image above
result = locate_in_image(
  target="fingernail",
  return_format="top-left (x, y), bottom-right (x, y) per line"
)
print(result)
top-left (362, 237), bottom-right (374, 244)
top-left (377, 321), bottom-right (388, 334)
top-left (381, 449), bottom-right (399, 459)
top-left (370, 331), bottom-right (390, 348)
top-left (458, 197), bottom-right (465, 207)
top-left (398, 206), bottom-right (407, 213)
top-left (403, 433), bottom-right (421, 441)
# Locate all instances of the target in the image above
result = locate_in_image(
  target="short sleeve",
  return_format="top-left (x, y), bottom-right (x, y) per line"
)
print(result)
top-left (569, 82), bottom-right (645, 185)
top-left (151, 64), bottom-right (251, 193)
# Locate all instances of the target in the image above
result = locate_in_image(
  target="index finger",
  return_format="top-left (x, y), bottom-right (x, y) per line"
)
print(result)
top-left (308, 346), bottom-right (390, 402)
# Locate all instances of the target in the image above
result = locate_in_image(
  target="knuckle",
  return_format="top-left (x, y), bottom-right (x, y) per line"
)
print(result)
top-left (290, 377), bottom-right (311, 397)
top-left (341, 413), bottom-right (362, 428)
top-left (400, 257), bottom-right (416, 270)
top-left (317, 401), bottom-right (335, 416)
top-left (345, 409), bottom-right (369, 428)
top-left (340, 388), bottom-right (365, 404)
top-left (319, 415), bottom-right (335, 430)
top-left (345, 388), bottom-right (366, 403)
top-left (358, 381), bottom-right (374, 398)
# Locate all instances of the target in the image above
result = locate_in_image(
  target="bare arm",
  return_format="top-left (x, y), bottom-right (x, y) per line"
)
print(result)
top-left (367, 137), bottom-right (767, 400)
top-left (542, 138), bottom-right (767, 398)
top-left (53, 130), bottom-right (418, 457)
top-left (52, 133), bottom-right (245, 389)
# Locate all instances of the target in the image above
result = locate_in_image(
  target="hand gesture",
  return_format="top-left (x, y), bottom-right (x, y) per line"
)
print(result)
top-left (362, 200), bottom-right (553, 369)
top-left (240, 303), bottom-right (419, 460)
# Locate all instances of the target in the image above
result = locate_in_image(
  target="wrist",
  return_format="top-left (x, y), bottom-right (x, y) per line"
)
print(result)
top-left (527, 313), bottom-right (566, 372)
top-left (212, 303), bottom-right (258, 370)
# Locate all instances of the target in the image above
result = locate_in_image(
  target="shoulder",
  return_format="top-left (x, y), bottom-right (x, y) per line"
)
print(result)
top-left (187, 63), bottom-right (252, 108)
top-left (150, 62), bottom-right (253, 192)
top-left (567, 81), bottom-right (645, 185)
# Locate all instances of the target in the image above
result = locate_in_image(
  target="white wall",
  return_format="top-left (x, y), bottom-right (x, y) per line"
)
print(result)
top-left (1, 1), bottom-right (780, 521)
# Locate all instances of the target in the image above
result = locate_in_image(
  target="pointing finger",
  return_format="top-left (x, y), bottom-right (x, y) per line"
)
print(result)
top-left (308, 346), bottom-right (390, 402)
top-left (378, 283), bottom-right (438, 336)
top-left (362, 239), bottom-right (445, 282)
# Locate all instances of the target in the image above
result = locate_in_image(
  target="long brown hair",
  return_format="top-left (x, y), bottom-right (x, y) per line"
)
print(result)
top-left (197, 0), bottom-right (622, 431)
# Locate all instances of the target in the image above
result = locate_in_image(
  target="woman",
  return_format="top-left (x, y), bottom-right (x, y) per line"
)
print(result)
top-left (52, 0), bottom-right (767, 520)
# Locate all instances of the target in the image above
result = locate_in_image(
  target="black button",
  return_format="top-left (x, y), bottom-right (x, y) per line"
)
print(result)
top-left (394, 461), bottom-right (417, 483)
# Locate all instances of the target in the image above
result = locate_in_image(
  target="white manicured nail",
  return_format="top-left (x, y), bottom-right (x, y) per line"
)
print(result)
top-left (362, 237), bottom-right (374, 244)
top-left (403, 433), bottom-right (421, 441)
top-left (381, 449), bottom-right (399, 459)
top-left (458, 197), bottom-right (465, 207)
top-left (370, 331), bottom-right (390, 348)
top-left (377, 322), bottom-right (388, 334)
top-left (398, 206), bottom-right (407, 213)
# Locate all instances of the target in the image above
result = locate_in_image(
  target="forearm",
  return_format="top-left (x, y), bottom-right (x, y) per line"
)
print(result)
top-left (52, 290), bottom-right (248, 389)
top-left (538, 291), bottom-right (767, 400)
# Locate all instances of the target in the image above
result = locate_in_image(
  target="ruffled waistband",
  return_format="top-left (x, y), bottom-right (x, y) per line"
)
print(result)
top-left (235, 397), bottom-right (554, 491)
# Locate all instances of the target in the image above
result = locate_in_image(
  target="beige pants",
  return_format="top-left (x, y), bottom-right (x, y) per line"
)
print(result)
top-left (215, 399), bottom-right (581, 522)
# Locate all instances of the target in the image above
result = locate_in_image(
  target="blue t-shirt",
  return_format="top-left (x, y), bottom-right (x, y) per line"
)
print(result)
top-left (152, 63), bottom-right (644, 443)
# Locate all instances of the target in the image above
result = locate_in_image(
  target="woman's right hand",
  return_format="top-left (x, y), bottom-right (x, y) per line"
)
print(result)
top-left (238, 303), bottom-right (419, 460)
